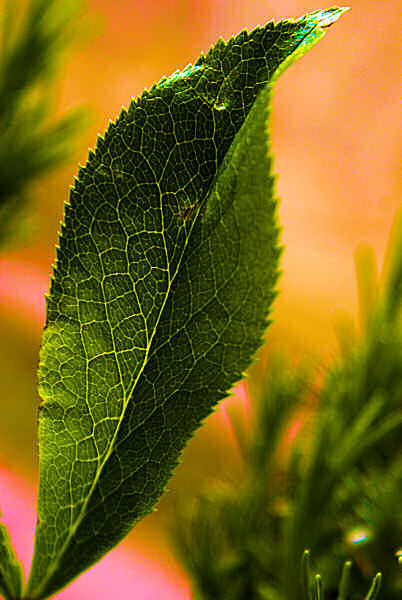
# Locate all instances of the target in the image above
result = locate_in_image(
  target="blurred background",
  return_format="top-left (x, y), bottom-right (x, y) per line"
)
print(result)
top-left (0, 0), bottom-right (400, 598)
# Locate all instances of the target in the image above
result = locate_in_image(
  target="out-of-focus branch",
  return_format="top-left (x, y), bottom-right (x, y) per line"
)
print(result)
top-left (0, 0), bottom-right (91, 247)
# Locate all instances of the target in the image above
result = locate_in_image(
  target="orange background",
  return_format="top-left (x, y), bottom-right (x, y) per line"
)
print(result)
top-left (0, 1), bottom-right (400, 597)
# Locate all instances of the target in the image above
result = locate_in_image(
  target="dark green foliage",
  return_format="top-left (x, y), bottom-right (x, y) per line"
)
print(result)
top-left (301, 552), bottom-right (381, 600)
top-left (0, 0), bottom-right (87, 247)
top-left (171, 211), bottom-right (401, 599)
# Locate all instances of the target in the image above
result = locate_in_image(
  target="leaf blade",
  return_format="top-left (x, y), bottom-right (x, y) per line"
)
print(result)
top-left (0, 519), bottom-right (24, 600)
top-left (26, 8), bottom-right (347, 598)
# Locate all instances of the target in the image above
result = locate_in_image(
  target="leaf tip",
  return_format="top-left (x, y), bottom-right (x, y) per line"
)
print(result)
top-left (309, 6), bottom-right (350, 29)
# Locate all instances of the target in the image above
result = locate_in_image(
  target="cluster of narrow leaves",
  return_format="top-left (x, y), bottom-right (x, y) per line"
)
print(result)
top-left (0, 6), bottom-right (348, 599)
top-left (0, 0), bottom-right (87, 247)
top-left (171, 208), bottom-right (402, 600)
top-left (301, 551), bottom-right (381, 600)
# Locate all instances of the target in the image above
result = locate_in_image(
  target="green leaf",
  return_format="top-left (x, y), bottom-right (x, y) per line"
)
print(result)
top-left (0, 518), bottom-right (24, 600)
top-left (26, 8), bottom-right (347, 598)
top-left (337, 561), bottom-right (352, 600)
top-left (314, 574), bottom-right (324, 600)
top-left (302, 550), bottom-right (313, 600)
top-left (365, 573), bottom-right (382, 600)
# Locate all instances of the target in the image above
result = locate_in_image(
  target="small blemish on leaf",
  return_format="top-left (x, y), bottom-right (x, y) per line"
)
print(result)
top-left (179, 204), bottom-right (198, 222)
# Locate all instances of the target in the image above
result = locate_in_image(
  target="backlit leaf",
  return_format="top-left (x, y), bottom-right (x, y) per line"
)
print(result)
top-left (25, 8), bottom-right (347, 598)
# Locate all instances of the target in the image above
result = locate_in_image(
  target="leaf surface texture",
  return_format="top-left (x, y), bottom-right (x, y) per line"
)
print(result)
top-left (26, 8), bottom-right (347, 598)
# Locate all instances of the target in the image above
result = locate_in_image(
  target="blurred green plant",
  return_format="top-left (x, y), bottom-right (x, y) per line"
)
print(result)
top-left (301, 551), bottom-right (381, 600)
top-left (0, 0), bottom-right (88, 247)
top-left (171, 208), bottom-right (402, 599)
